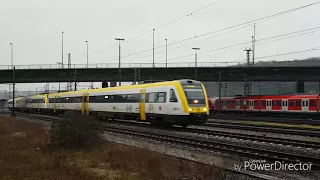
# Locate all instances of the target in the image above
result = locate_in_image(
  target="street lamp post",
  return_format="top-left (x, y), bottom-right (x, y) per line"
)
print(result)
top-left (10, 66), bottom-right (16, 117)
top-left (165, 39), bottom-right (168, 68)
top-left (115, 38), bottom-right (125, 86)
top-left (86, 41), bottom-right (88, 68)
top-left (62, 31), bottom-right (64, 68)
top-left (56, 62), bottom-right (63, 91)
top-left (192, 48), bottom-right (200, 80)
top-left (153, 29), bottom-right (155, 67)
top-left (10, 43), bottom-right (13, 69)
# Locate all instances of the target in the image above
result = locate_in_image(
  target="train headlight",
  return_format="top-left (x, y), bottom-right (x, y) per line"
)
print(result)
top-left (203, 108), bottom-right (208, 112)
top-left (188, 108), bottom-right (192, 111)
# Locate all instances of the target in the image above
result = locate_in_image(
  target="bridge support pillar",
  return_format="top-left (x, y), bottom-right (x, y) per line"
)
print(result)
top-left (296, 81), bottom-right (305, 93)
top-left (102, 81), bottom-right (108, 88)
top-left (110, 81), bottom-right (117, 87)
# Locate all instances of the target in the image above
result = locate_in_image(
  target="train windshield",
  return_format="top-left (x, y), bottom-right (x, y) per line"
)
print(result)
top-left (182, 84), bottom-right (205, 106)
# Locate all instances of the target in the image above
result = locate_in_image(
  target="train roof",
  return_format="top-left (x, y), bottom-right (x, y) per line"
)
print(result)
top-left (49, 89), bottom-right (87, 97)
top-left (87, 80), bottom-right (183, 93)
top-left (219, 94), bottom-right (319, 100)
top-left (27, 94), bottom-right (47, 99)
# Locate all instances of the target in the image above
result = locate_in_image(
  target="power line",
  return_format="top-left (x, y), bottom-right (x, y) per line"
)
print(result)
top-left (256, 47), bottom-right (320, 60)
top-left (102, 1), bottom-right (320, 63)
top-left (160, 27), bottom-right (320, 63)
top-left (76, 0), bottom-right (223, 61)
top-left (153, 45), bottom-right (320, 67)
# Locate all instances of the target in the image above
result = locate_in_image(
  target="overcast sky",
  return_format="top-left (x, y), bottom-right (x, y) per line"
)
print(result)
top-left (1, 0), bottom-right (320, 92)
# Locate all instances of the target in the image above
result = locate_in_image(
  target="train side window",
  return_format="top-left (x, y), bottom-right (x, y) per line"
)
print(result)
top-left (289, 101), bottom-right (294, 107)
top-left (310, 100), bottom-right (316, 107)
top-left (295, 100), bottom-right (301, 107)
top-left (156, 92), bottom-right (166, 103)
top-left (169, 89), bottom-right (178, 102)
top-left (276, 101), bottom-right (281, 107)
top-left (148, 93), bottom-right (156, 103)
top-left (261, 101), bottom-right (266, 106)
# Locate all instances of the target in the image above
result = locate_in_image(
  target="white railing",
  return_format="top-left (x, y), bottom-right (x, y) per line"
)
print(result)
top-left (0, 62), bottom-right (242, 70)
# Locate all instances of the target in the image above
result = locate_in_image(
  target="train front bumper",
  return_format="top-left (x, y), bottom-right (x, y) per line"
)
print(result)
top-left (189, 113), bottom-right (208, 124)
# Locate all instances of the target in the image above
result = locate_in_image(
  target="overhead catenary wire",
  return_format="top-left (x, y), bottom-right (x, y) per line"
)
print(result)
top-left (154, 27), bottom-right (320, 64)
top-left (74, 0), bottom-right (223, 61)
top-left (103, 1), bottom-right (320, 64)
top-left (147, 45), bottom-right (320, 68)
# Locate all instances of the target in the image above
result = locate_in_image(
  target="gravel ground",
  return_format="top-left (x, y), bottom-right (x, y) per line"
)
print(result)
top-left (2, 113), bottom-right (319, 179)
top-left (104, 122), bottom-right (320, 180)
top-left (105, 122), bottom-right (320, 158)
top-left (102, 132), bottom-right (264, 180)
top-left (191, 125), bottom-right (320, 143)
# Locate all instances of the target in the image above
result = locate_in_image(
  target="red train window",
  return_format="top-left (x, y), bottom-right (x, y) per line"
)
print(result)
top-left (289, 100), bottom-right (294, 107)
top-left (310, 100), bottom-right (316, 107)
top-left (296, 100), bottom-right (301, 107)
top-left (276, 101), bottom-right (281, 106)
top-left (254, 101), bottom-right (259, 106)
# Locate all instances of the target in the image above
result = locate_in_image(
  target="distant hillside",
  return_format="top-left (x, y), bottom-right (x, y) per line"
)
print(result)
top-left (234, 57), bottom-right (320, 67)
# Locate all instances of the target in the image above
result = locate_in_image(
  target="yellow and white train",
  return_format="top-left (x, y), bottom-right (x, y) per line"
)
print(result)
top-left (7, 79), bottom-right (209, 126)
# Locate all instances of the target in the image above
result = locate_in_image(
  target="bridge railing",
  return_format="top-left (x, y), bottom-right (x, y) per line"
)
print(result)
top-left (0, 62), bottom-right (242, 70)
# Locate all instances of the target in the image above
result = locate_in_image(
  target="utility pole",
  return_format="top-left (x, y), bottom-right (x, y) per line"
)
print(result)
top-left (218, 71), bottom-right (222, 114)
top-left (243, 48), bottom-right (252, 96)
top-left (56, 62), bottom-right (62, 91)
top-left (10, 43), bottom-right (13, 69)
top-left (11, 66), bottom-right (16, 117)
top-left (153, 29), bottom-right (155, 67)
top-left (115, 38), bottom-right (125, 86)
top-left (74, 69), bottom-right (77, 91)
top-left (252, 25), bottom-right (256, 66)
top-left (62, 31), bottom-right (64, 68)
top-left (165, 39), bottom-right (168, 68)
top-left (67, 53), bottom-right (72, 91)
top-left (244, 74), bottom-right (247, 117)
top-left (243, 48), bottom-right (252, 66)
top-left (192, 47), bottom-right (200, 80)
top-left (86, 41), bottom-right (88, 68)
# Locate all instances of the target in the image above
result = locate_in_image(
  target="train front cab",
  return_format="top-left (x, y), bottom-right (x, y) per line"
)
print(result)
top-left (180, 80), bottom-right (209, 125)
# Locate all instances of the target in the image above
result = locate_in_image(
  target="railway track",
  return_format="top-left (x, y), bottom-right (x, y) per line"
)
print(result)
top-left (10, 113), bottom-right (320, 176)
top-left (209, 114), bottom-right (320, 125)
top-left (16, 112), bottom-right (320, 149)
top-left (203, 122), bottom-right (320, 138)
top-left (106, 120), bottom-right (320, 150)
top-left (104, 124), bottom-right (320, 170)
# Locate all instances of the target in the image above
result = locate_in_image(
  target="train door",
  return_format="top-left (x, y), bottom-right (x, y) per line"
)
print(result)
top-left (222, 100), bottom-right (227, 110)
top-left (140, 89), bottom-right (146, 120)
top-left (249, 100), bottom-right (254, 111)
top-left (302, 99), bottom-right (309, 112)
top-left (282, 99), bottom-right (288, 111)
top-left (266, 100), bottom-right (272, 111)
top-left (236, 100), bottom-right (240, 110)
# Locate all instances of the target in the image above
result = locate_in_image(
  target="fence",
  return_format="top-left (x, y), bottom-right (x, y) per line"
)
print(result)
top-left (0, 62), bottom-right (242, 70)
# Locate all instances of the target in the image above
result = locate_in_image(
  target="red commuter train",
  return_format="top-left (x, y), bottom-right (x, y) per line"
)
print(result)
top-left (210, 94), bottom-right (320, 117)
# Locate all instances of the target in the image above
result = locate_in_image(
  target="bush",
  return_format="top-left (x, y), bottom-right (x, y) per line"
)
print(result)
top-left (50, 112), bottom-right (104, 150)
